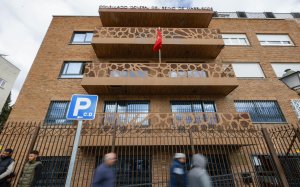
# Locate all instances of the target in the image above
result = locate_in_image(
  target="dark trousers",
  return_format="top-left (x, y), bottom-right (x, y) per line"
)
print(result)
top-left (0, 181), bottom-right (10, 187)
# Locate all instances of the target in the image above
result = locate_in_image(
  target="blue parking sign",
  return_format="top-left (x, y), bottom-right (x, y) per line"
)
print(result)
top-left (66, 94), bottom-right (98, 120)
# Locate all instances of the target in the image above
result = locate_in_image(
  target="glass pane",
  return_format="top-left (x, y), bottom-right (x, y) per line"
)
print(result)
top-left (63, 63), bottom-right (82, 75)
top-left (271, 63), bottom-right (300, 77)
top-left (85, 32), bottom-right (93, 42)
top-left (72, 33), bottom-right (85, 43)
top-left (232, 63), bottom-right (265, 78)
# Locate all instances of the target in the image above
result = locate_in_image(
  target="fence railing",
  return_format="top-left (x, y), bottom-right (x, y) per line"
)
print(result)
top-left (1, 122), bottom-right (300, 187)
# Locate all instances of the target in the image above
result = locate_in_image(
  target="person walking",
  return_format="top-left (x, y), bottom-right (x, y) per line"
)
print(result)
top-left (0, 148), bottom-right (15, 187)
top-left (169, 153), bottom-right (187, 187)
top-left (188, 154), bottom-right (212, 187)
top-left (18, 150), bottom-right (42, 187)
top-left (92, 152), bottom-right (117, 187)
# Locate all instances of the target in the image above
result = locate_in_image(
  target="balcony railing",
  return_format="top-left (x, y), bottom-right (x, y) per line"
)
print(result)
top-left (88, 112), bottom-right (252, 130)
top-left (84, 63), bottom-right (235, 78)
top-left (81, 63), bottom-right (238, 95)
top-left (92, 27), bottom-right (224, 58)
top-left (94, 27), bottom-right (222, 40)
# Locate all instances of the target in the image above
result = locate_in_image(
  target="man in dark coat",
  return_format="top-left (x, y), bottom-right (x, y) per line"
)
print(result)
top-left (18, 150), bottom-right (42, 187)
top-left (169, 153), bottom-right (187, 187)
top-left (92, 152), bottom-right (117, 187)
top-left (0, 148), bottom-right (15, 187)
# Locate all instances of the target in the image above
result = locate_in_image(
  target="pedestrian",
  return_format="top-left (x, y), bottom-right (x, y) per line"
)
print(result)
top-left (169, 153), bottom-right (187, 187)
top-left (188, 154), bottom-right (212, 187)
top-left (18, 150), bottom-right (42, 187)
top-left (0, 148), bottom-right (15, 187)
top-left (92, 152), bottom-right (117, 187)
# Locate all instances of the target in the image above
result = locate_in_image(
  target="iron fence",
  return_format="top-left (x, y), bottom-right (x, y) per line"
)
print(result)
top-left (0, 121), bottom-right (299, 187)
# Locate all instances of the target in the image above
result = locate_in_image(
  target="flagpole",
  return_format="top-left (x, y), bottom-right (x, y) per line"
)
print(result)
top-left (159, 27), bottom-right (161, 63)
top-left (159, 49), bottom-right (161, 63)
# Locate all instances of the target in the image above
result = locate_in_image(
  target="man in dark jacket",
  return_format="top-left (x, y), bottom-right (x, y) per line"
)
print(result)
top-left (0, 148), bottom-right (15, 187)
top-left (18, 150), bottom-right (42, 187)
top-left (169, 153), bottom-right (187, 187)
top-left (92, 152), bottom-right (117, 187)
top-left (188, 154), bottom-right (212, 187)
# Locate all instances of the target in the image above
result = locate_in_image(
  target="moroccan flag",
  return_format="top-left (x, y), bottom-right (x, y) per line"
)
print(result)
top-left (153, 29), bottom-right (162, 52)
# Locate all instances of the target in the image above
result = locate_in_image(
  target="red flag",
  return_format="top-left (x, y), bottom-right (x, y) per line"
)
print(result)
top-left (153, 29), bottom-right (162, 52)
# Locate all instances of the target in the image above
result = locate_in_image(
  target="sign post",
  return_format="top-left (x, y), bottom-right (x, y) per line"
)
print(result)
top-left (65, 94), bottom-right (98, 187)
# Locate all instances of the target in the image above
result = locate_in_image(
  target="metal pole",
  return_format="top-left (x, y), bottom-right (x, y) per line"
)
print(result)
top-left (189, 128), bottom-right (195, 155)
top-left (262, 128), bottom-right (289, 187)
top-left (65, 120), bottom-right (83, 187)
top-left (159, 49), bottom-right (161, 63)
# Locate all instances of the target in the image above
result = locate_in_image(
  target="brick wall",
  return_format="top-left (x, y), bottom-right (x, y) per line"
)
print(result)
top-left (8, 17), bottom-right (300, 125)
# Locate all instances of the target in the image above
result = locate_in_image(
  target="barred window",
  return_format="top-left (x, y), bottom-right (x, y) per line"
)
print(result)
top-left (35, 156), bottom-right (70, 186)
top-left (104, 101), bottom-right (149, 126)
top-left (45, 101), bottom-right (73, 125)
top-left (171, 101), bottom-right (217, 125)
top-left (96, 156), bottom-right (152, 187)
top-left (234, 100), bottom-right (286, 123)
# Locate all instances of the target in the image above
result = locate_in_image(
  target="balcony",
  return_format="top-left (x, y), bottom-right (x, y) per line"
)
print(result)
top-left (92, 27), bottom-right (224, 58)
top-left (81, 63), bottom-right (238, 95)
top-left (80, 112), bottom-right (253, 146)
top-left (99, 7), bottom-right (214, 28)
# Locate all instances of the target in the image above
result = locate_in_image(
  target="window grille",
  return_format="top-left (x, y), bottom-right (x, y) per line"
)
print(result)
top-left (235, 100), bottom-right (286, 123)
top-left (35, 156), bottom-right (70, 186)
top-left (171, 101), bottom-right (217, 125)
top-left (104, 101), bottom-right (150, 126)
top-left (44, 101), bottom-right (72, 125)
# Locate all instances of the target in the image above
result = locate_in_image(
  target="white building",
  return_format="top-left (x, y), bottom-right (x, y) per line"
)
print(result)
top-left (0, 55), bottom-right (20, 111)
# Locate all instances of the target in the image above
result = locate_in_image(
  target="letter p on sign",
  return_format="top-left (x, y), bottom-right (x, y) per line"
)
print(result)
top-left (66, 95), bottom-right (98, 120)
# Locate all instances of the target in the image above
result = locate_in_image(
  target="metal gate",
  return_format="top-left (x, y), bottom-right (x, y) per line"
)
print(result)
top-left (0, 121), bottom-right (300, 187)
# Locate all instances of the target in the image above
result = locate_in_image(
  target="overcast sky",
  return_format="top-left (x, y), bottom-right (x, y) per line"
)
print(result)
top-left (1, 0), bottom-right (300, 104)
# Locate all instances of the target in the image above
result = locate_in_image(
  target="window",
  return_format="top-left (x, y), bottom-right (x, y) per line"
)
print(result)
top-left (291, 99), bottom-right (300, 120)
top-left (252, 155), bottom-right (300, 186)
top-left (60, 62), bottom-right (85, 78)
top-left (0, 78), bottom-right (6, 88)
top-left (35, 156), bottom-right (70, 186)
top-left (232, 63), bottom-right (265, 78)
top-left (71, 32), bottom-right (93, 44)
top-left (104, 101), bottom-right (149, 126)
top-left (171, 101), bottom-right (217, 125)
top-left (271, 63), bottom-right (300, 77)
top-left (217, 12), bottom-right (238, 18)
top-left (45, 101), bottom-right (72, 124)
top-left (168, 70), bottom-right (207, 78)
top-left (96, 156), bottom-right (152, 187)
top-left (222, 34), bottom-right (250, 45)
top-left (257, 34), bottom-right (294, 46)
top-left (234, 100), bottom-right (286, 123)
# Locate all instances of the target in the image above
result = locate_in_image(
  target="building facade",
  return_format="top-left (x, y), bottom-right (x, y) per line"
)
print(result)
top-left (0, 55), bottom-right (20, 111)
top-left (5, 7), bottom-right (300, 186)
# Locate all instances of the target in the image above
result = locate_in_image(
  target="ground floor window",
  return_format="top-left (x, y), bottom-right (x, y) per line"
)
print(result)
top-left (252, 155), bottom-right (300, 187)
top-left (171, 101), bottom-right (217, 125)
top-left (34, 156), bottom-right (70, 187)
top-left (96, 155), bottom-right (152, 187)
